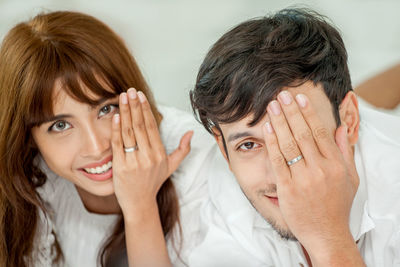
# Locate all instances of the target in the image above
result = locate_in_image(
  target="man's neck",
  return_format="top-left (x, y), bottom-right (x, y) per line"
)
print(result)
top-left (301, 244), bottom-right (313, 267)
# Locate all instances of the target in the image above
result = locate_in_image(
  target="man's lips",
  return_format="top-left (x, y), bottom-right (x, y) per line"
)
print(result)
top-left (265, 195), bottom-right (279, 206)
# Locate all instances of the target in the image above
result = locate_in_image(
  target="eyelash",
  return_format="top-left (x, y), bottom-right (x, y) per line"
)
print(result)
top-left (47, 103), bottom-right (119, 132)
top-left (48, 120), bottom-right (71, 132)
top-left (236, 141), bottom-right (261, 152)
top-left (98, 103), bottom-right (119, 117)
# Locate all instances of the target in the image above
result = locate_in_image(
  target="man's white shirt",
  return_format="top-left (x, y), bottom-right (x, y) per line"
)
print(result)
top-left (188, 100), bottom-right (400, 267)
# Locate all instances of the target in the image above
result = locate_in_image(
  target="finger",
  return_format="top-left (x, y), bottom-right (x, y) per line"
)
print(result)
top-left (277, 91), bottom-right (319, 162)
top-left (111, 114), bottom-right (124, 165)
top-left (295, 93), bottom-right (339, 158)
top-left (262, 120), bottom-right (292, 186)
top-left (167, 131), bottom-right (193, 176)
top-left (119, 93), bottom-right (137, 150)
top-left (267, 100), bottom-right (306, 170)
top-left (139, 91), bottom-right (165, 154)
top-left (127, 88), bottom-right (151, 152)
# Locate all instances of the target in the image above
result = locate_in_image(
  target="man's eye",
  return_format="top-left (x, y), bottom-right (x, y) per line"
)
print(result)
top-left (49, 120), bottom-right (71, 132)
top-left (238, 142), bottom-right (260, 151)
top-left (99, 104), bottom-right (118, 117)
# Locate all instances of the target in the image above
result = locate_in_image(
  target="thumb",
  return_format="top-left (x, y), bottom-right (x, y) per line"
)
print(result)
top-left (167, 130), bottom-right (194, 176)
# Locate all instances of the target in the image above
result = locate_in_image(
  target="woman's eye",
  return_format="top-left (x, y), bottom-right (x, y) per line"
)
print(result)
top-left (238, 142), bottom-right (260, 151)
top-left (99, 104), bottom-right (118, 117)
top-left (49, 120), bottom-right (71, 132)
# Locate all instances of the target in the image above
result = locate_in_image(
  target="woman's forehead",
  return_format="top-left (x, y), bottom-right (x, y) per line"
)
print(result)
top-left (52, 75), bottom-right (116, 105)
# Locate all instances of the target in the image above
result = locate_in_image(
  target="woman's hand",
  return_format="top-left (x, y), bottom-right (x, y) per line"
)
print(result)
top-left (111, 88), bottom-right (193, 219)
top-left (111, 88), bottom-right (192, 267)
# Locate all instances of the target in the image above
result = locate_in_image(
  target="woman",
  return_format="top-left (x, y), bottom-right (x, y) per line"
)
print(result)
top-left (0, 11), bottom-right (213, 266)
top-left (355, 63), bottom-right (400, 115)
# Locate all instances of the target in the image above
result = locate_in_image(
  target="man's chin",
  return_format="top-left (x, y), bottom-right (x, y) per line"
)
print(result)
top-left (265, 215), bottom-right (298, 241)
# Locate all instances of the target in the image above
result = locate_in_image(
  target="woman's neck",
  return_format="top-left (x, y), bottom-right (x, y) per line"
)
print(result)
top-left (75, 185), bottom-right (121, 214)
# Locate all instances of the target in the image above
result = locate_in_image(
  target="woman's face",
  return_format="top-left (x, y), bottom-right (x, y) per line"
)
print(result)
top-left (31, 81), bottom-right (119, 196)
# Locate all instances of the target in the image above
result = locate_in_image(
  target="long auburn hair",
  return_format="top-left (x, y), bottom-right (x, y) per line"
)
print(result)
top-left (0, 11), bottom-right (180, 266)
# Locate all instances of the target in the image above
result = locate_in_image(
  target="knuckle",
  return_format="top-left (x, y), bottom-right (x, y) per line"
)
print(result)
top-left (141, 100), bottom-right (151, 110)
top-left (294, 129), bottom-right (312, 143)
top-left (313, 167), bottom-right (325, 180)
top-left (285, 106), bottom-right (298, 118)
top-left (313, 126), bottom-right (329, 140)
top-left (265, 134), bottom-right (279, 147)
top-left (156, 153), bottom-right (166, 164)
top-left (299, 177), bottom-right (312, 191)
top-left (120, 165), bottom-right (129, 173)
top-left (332, 163), bottom-right (346, 177)
top-left (281, 140), bottom-right (298, 155)
top-left (146, 121), bottom-right (157, 131)
top-left (270, 154), bottom-right (287, 167)
top-left (122, 126), bottom-right (133, 137)
top-left (141, 153), bottom-right (154, 165)
top-left (111, 135), bottom-right (121, 146)
top-left (134, 121), bottom-right (146, 132)
top-left (111, 139), bottom-right (120, 148)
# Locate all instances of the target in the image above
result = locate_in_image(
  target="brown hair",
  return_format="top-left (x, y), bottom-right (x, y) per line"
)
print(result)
top-left (0, 11), bottom-right (179, 266)
top-left (190, 8), bottom-right (352, 135)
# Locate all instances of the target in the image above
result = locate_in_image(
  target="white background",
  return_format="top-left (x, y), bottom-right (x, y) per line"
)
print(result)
top-left (1, 0), bottom-right (399, 111)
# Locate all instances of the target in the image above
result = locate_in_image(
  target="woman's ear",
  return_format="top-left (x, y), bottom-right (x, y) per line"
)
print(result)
top-left (211, 127), bottom-right (230, 163)
top-left (339, 91), bottom-right (360, 145)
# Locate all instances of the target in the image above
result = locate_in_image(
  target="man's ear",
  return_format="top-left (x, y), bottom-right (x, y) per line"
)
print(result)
top-left (211, 127), bottom-right (230, 164)
top-left (339, 91), bottom-right (360, 145)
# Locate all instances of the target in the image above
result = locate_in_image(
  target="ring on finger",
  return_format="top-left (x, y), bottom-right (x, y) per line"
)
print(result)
top-left (287, 154), bottom-right (303, 166)
top-left (124, 145), bottom-right (138, 153)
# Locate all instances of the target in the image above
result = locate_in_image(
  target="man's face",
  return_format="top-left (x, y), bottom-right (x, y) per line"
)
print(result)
top-left (216, 82), bottom-right (338, 239)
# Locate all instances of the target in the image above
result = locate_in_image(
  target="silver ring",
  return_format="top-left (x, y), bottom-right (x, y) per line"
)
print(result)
top-left (124, 145), bottom-right (138, 153)
top-left (287, 155), bottom-right (303, 166)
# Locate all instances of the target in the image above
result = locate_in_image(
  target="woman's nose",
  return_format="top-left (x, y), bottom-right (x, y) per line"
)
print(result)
top-left (81, 124), bottom-right (110, 158)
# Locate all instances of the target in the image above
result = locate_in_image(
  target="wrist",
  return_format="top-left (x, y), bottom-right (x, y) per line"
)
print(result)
top-left (122, 199), bottom-right (159, 224)
top-left (306, 230), bottom-right (363, 267)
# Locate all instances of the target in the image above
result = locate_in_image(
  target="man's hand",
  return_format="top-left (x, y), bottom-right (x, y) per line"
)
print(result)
top-left (262, 90), bottom-right (363, 266)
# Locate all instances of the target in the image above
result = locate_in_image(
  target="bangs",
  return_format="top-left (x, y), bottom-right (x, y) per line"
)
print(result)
top-left (26, 42), bottom-right (124, 127)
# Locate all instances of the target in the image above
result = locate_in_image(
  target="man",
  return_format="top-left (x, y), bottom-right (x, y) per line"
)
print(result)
top-left (189, 8), bottom-right (400, 267)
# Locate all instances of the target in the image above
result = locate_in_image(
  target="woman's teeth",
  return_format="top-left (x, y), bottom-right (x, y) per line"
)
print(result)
top-left (84, 161), bottom-right (112, 174)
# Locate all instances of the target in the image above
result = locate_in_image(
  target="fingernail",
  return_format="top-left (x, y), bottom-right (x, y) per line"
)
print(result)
top-left (113, 114), bottom-right (120, 124)
top-left (295, 94), bottom-right (307, 108)
top-left (268, 100), bottom-right (281, 115)
top-left (278, 90), bottom-right (292, 105)
top-left (265, 122), bottom-right (274, 133)
top-left (127, 88), bottom-right (137, 99)
top-left (121, 93), bottom-right (128, 104)
top-left (137, 91), bottom-right (146, 103)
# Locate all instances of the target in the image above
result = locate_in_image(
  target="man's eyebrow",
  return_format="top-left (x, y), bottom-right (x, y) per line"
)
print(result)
top-left (227, 131), bottom-right (254, 142)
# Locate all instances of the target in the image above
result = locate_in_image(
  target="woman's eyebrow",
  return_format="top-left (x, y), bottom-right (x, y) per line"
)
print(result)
top-left (40, 114), bottom-right (73, 124)
top-left (36, 97), bottom-right (117, 125)
top-left (90, 97), bottom-right (116, 107)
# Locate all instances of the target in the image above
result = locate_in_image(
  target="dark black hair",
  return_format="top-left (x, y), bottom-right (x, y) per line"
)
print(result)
top-left (190, 8), bottom-right (352, 134)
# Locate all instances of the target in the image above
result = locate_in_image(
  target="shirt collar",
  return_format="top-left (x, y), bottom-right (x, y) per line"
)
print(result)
top-left (349, 118), bottom-right (376, 241)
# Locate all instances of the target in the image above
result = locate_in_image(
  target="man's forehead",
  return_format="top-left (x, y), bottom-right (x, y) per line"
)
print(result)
top-left (219, 82), bottom-right (333, 143)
